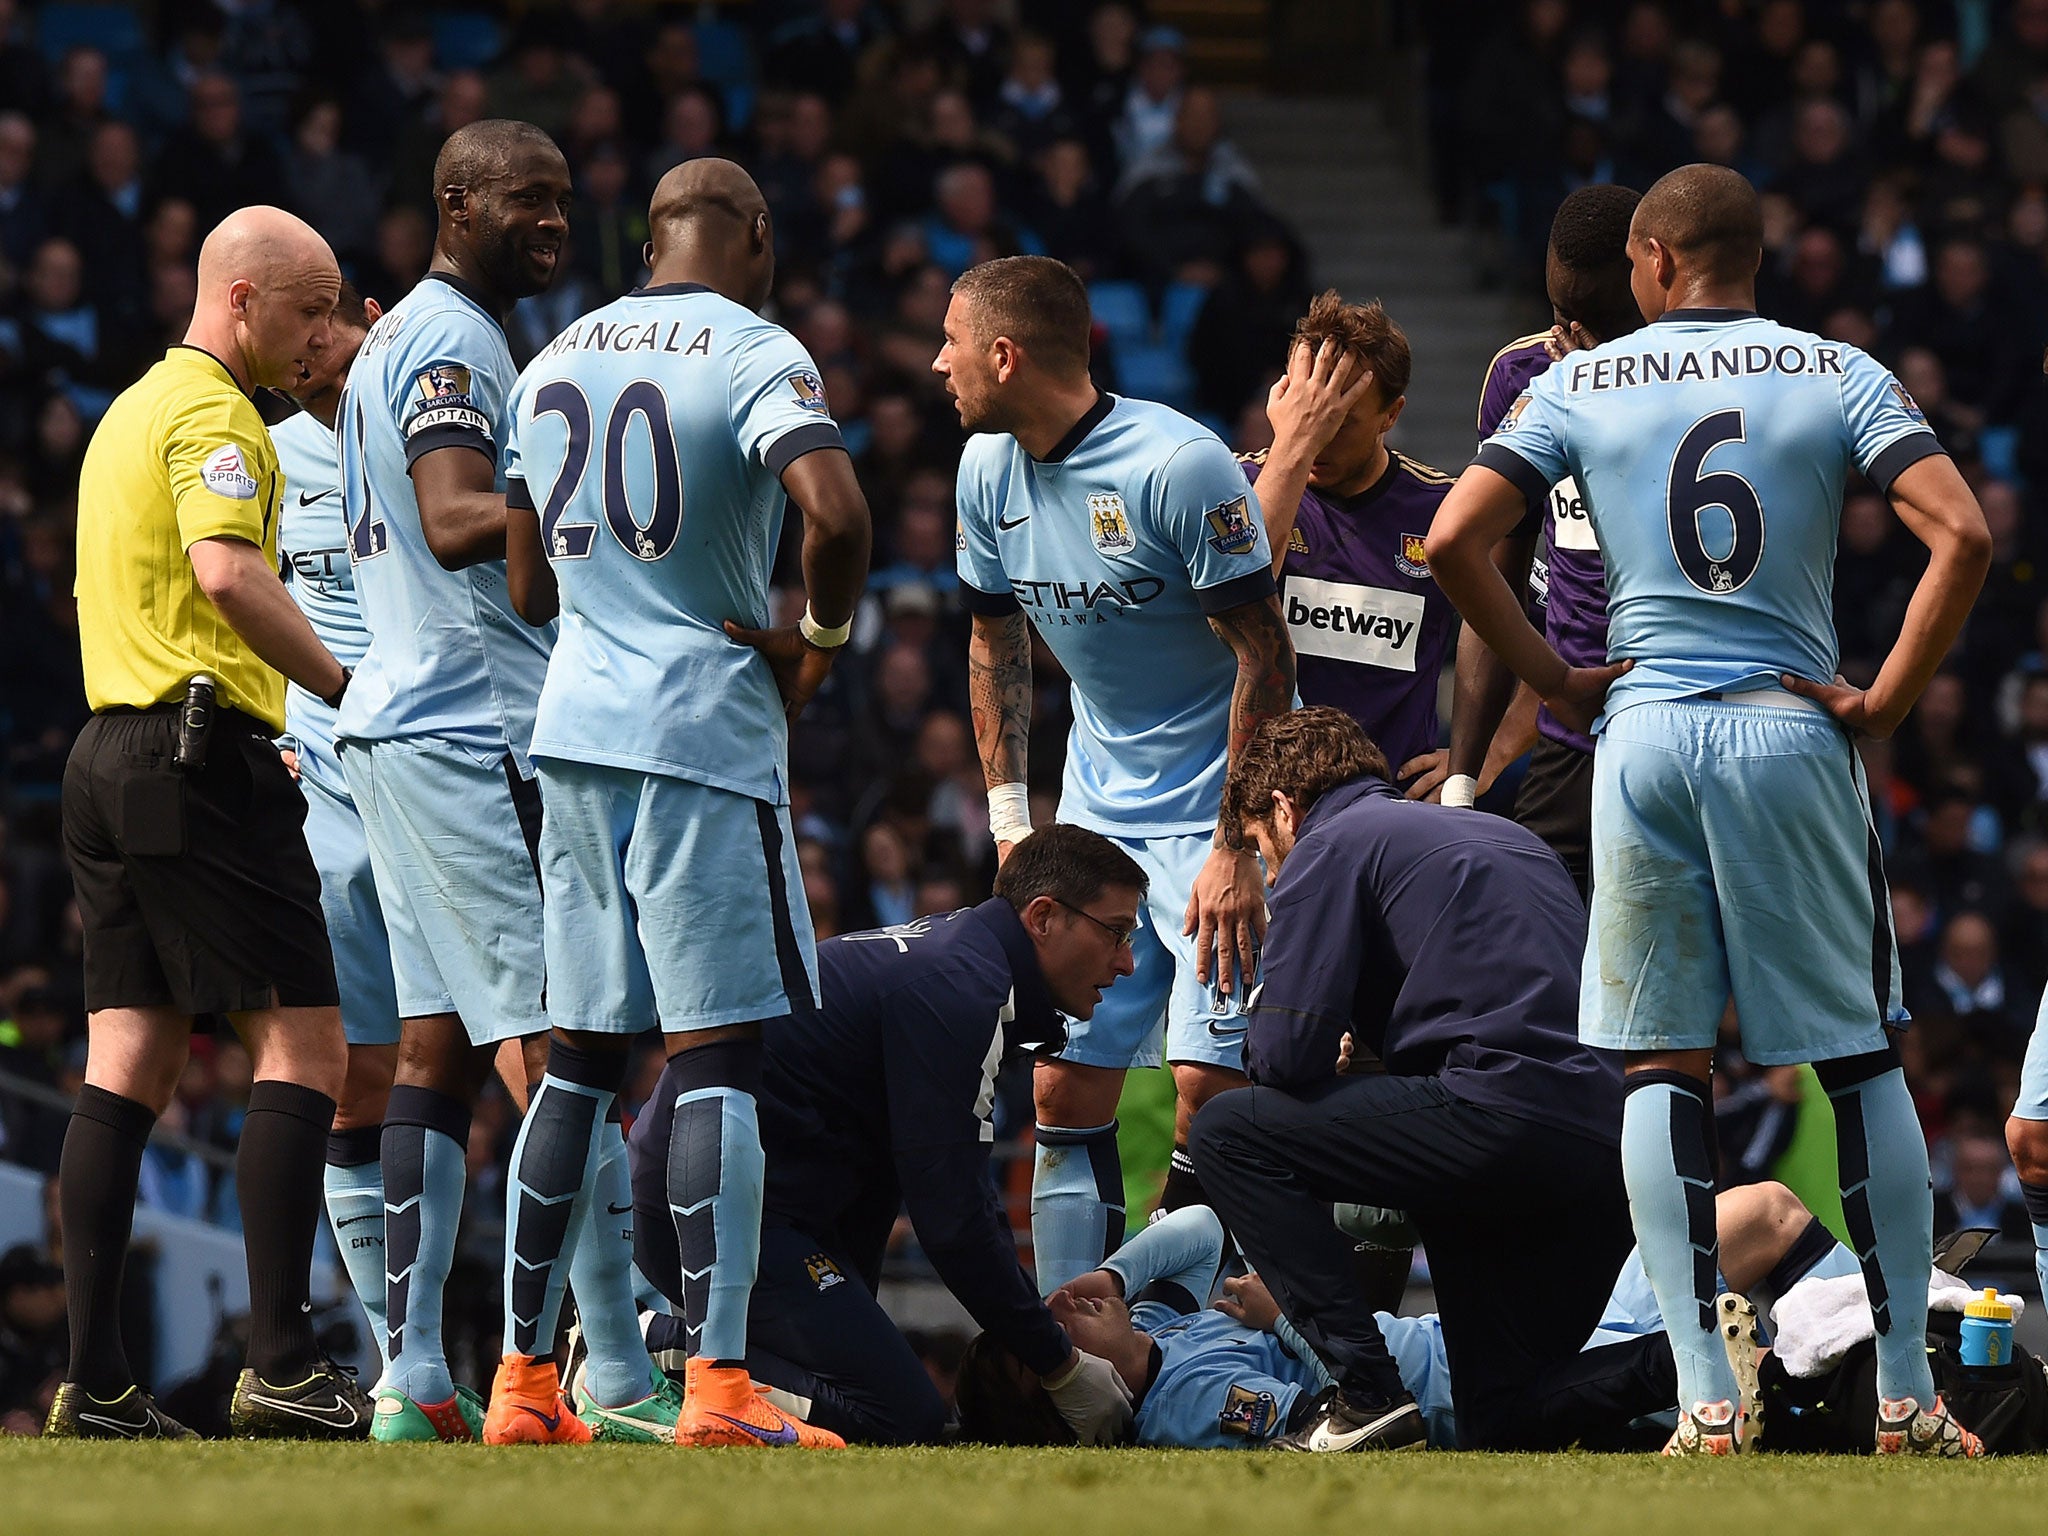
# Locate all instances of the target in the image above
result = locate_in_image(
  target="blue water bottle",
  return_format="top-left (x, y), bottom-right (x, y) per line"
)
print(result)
top-left (1961, 1288), bottom-right (2014, 1367)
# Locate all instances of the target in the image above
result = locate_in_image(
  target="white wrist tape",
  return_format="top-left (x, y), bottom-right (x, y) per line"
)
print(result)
top-left (988, 782), bottom-right (1033, 845)
top-left (1440, 774), bottom-right (1478, 809)
top-left (798, 604), bottom-right (851, 649)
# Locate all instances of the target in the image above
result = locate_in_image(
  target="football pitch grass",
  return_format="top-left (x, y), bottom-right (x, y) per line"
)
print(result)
top-left (0, 1443), bottom-right (2034, 1535)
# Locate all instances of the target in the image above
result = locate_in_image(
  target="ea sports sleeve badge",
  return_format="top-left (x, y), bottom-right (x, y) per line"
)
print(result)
top-left (200, 444), bottom-right (259, 500)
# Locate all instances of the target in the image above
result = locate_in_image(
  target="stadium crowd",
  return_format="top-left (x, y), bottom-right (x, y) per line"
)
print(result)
top-left (0, 0), bottom-right (1305, 1198)
top-left (0, 0), bottom-right (2043, 1445)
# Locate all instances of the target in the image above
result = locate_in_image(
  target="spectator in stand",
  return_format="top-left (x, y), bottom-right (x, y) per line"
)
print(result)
top-left (1114, 26), bottom-right (1185, 170)
top-left (283, 97), bottom-right (381, 275)
top-left (567, 142), bottom-right (648, 300)
top-left (0, 113), bottom-right (45, 273)
top-left (50, 123), bottom-right (148, 335)
top-left (154, 73), bottom-right (285, 234)
top-left (1026, 137), bottom-right (1114, 281)
top-left (34, 49), bottom-right (112, 197)
top-left (643, 87), bottom-right (725, 190)
top-left (1934, 1132), bottom-right (2035, 1240)
top-left (1932, 911), bottom-right (2020, 1035)
top-left (767, 0), bottom-right (889, 107)
top-left (1116, 88), bottom-right (1262, 288)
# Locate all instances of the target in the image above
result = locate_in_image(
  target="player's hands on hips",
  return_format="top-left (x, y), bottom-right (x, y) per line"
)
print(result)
top-left (1184, 845), bottom-right (1266, 998)
top-left (1213, 1273), bottom-right (1281, 1333)
top-left (723, 619), bottom-right (838, 722)
top-left (1266, 338), bottom-right (1373, 458)
top-left (1781, 672), bottom-right (1902, 737)
top-left (1042, 1348), bottom-right (1135, 1444)
top-left (1542, 659), bottom-right (1632, 736)
top-left (1398, 748), bottom-right (1449, 802)
top-left (278, 747), bottom-right (300, 782)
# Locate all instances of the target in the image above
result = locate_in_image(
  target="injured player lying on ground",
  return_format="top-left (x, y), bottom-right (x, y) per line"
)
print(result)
top-left (952, 1189), bottom-right (2037, 1452)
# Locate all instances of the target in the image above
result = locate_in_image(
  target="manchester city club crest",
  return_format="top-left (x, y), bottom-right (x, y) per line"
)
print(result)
top-left (1396, 532), bottom-right (1430, 578)
top-left (1088, 491), bottom-right (1136, 556)
top-left (1205, 495), bottom-right (1258, 557)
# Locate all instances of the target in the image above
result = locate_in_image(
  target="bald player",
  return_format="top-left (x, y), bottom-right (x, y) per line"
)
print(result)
top-left (492, 158), bottom-right (868, 1448)
top-left (335, 120), bottom-right (573, 1442)
top-left (1429, 164), bottom-right (1992, 1457)
top-left (56, 207), bottom-right (369, 1438)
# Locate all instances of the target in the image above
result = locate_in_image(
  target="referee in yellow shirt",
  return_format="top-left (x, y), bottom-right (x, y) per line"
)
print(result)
top-left (50, 207), bottom-right (371, 1440)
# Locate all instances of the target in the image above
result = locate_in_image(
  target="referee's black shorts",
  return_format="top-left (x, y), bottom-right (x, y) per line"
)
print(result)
top-left (1512, 733), bottom-right (1595, 899)
top-left (62, 705), bottom-right (338, 1017)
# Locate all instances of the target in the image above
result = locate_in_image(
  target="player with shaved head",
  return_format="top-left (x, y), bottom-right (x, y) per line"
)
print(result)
top-left (491, 156), bottom-right (868, 1448)
top-left (1430, 162), bottom-right (1993, 1456)
top-left (333, 119), bottom-right (575, 1443)
top-left (54, 206), bottom-right (364, 1438)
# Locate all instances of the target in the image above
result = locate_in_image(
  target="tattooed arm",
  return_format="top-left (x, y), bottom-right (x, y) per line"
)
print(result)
top-left (968, 609), bottom-right (1035, 863)
top-left (1183, 592), bottom-right (1296, 998)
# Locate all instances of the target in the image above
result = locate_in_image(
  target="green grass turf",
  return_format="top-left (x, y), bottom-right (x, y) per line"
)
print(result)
top-left (0, 1443), bottom-right (2032, 1536)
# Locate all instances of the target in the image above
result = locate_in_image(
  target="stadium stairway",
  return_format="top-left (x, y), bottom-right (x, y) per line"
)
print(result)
top-left (1223, 95), bottom-right (1533, 474)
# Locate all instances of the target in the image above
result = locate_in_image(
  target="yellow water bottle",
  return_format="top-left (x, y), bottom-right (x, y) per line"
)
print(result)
top-left (1961, 1289), bottom-right (2014, 1367)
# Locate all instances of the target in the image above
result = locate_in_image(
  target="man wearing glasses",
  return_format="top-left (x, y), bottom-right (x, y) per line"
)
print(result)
top-left (627, 825), bottom-right (1148, 1445)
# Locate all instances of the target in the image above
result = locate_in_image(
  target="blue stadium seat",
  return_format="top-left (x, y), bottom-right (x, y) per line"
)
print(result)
top-left (1158, 282), bottom-right (1209, 350)
top-left (433, 13), bottom-right (504, 72)
top-left (35, 3), bottom-right (145, 64)
top-left (1088, 281), bottom-right (1151, 351)
top-left (1114, 343), bottom-right (1194, 410)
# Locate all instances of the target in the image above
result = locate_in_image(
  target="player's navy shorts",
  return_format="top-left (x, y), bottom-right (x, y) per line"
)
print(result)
top-left (297, 754), bottom-right (400, 1047)
top-left (64, 705), bottom-right (338, 1016)
top-left (1513, 734), bottom-right (1594, 898)
top-left (1583, 689), bottom-right (1905, 1064)
top-left (535, 757), bottom-right (817, 1033)
top-left (341, 737), bottom-right (547, 1041)
top-left (1054, 828), bottom-right (1247, 1072)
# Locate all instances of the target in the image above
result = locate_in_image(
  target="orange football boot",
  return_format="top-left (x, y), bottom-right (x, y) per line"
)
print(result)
top-left (674, 1359), bottom-right (844, 1448)
top-left (482, 1353), bottom-right (594, 1445)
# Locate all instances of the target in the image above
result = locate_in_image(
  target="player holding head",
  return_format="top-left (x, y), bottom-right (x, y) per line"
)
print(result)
top-left (935, 255), bottom-right (1295, 1293)
top-left (1442, 185), bottom-right (1642, 886)
top-left (334, 119), bottom-right (572, 1442)
top-left (490, 156), bottom-right (869, 1448)
top-left (1238, 294), bottom-right (1458, 796)
top-left (271, 282), bottom-right (400, 1371)
top-left (1429, 163), bottom-right (1993, 1456)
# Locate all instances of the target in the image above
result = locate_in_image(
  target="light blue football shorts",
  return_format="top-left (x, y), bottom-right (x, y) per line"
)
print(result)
top-left (1583, 691), bottom-right (1905, 1066)
top-left (1053, 828), bottom-right (1250, 1073)
top-left (340, 738), bottom-right (547, 1042)
top-left (535, 756), bottom-right (818, 1035)
top-left (298, 766), bottom-right (400, 1047)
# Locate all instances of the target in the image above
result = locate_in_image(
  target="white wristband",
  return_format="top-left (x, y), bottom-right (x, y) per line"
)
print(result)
top-left (988, 782), bottom-right (1033, 845)
top-left (798, 604), bottom-right (851, 649)
top-left (1440, 774), bottom-right (1478, 809)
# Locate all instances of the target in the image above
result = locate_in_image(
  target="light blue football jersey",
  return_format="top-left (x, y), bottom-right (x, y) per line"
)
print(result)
top-left (503, 283), bottom-right (844, 804)
top-left (1105, 1206), bottom-right (1456, 1450)
top-left (955, 394), bottom-right (1276, 837)
top-left (335, 272), bottom-right (555, 762)
top-left (1474, 309), bottom-right (1943, 720)
top-left (274, 408), bottom-right (359, 795)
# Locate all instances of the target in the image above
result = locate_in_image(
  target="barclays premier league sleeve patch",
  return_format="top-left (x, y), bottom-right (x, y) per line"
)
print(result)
top-left (1219, 1383), bottom-right (1280, 1438)
top-left (787, 369), bottom-right (830, 414)
top-left (403, 364), bottom-right (492, 442)
top-left (1205, 494), bottom-right (1259, 557)
top-left (199, 443), bottom-right (259, 500)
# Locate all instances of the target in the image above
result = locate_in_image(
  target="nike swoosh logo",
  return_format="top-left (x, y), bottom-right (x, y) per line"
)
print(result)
top-left (245, 1392), bottom-right (361, 1428)
top-left (298, 490), bottom-right (336, 506)
top-left (519, 1403), bottom-right (563, 1433)
top-left (1206, 1019), bottom-right (1248, 1038)
top-left (996, 513), bottom-right (1030, 530)
top-left (607, 1203), bottom-right (633, 1215)
top-left (335, 1214), bottom-right (380, 1227)
top-left (706, 1409), bottom-right (798, 1445)
top-left (77, 1411), bottom-right (145, 1438)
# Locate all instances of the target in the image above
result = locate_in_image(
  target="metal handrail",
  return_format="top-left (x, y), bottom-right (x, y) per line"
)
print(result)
top-left (0, 1063), bottom-right (238, 1174)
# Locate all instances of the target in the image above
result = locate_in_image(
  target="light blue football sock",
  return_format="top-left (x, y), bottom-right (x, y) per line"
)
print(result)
top-left (569, 1118), bottom-right (657, 1407)
top-left (670, 1085), bottom-right (766, 1364)
top-left (2023, 1182), bottom-right (2048, 1307)
top-left (503, 1073), bottom-right (606, 1363)
top-left (1621, 1075), bottom-right (1738, 1411)
top-left (1031, 1122), bottom-right (1126, 1297)
top-left (381, 1088), bottom-right (470, 1405)
top-left (322, 1155), bottom-right (389, 1370)
top-left (1826, 1065), bottom-right (1937, 1404)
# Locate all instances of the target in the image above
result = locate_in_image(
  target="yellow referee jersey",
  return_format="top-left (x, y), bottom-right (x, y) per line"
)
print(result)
top-left (75, 346), bottom-right (289, 732)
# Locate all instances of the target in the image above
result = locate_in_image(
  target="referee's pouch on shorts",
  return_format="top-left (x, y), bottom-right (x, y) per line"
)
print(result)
top-left (111, 715), bottom-right (188, 857)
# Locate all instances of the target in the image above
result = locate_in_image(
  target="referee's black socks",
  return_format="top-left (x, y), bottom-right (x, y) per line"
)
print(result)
top-left (239, 1081), bottom-right (337, 1383)
top-left (59, 1085), bottom-right (156, 1394)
